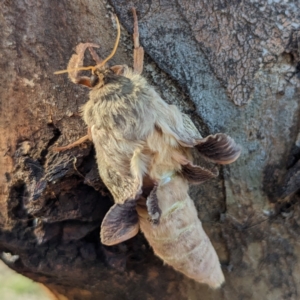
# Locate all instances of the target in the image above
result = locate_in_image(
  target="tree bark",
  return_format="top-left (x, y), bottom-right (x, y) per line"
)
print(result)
top-left (1, 0), bottom-right (300, 299)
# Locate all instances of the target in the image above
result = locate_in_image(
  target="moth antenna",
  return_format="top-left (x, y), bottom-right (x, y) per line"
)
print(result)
top-left (54, 15), bottom-right (120, 75)
top-left (96, 14), bottom-right (121, 68)
top-left (54, 66), bottom-right (96, 75)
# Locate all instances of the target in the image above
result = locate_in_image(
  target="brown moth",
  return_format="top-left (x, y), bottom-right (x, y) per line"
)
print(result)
top-left (54, 9), bottom-right (241, 288)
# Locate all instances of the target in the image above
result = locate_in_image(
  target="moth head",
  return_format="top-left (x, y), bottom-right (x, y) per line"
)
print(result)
top-left (88, 66), bottom-right (106, 88)
top-left (54, 15), bottom-right (121, 88)
top-left (91, 65), bottom-right (131, 90)
top-left (90, 67), bottom-right (113, 88)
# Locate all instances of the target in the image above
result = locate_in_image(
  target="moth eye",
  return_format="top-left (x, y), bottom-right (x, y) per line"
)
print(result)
top-left (104, 69), bottom-right (114, 76)
top-left (90, 74), bottom-right (99, 87)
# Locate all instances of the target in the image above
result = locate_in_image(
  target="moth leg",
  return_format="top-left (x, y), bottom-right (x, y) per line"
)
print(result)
top-left (146, 184), bottom-right (161, 225)
top-left (67, 43), bottom-right (99, 87)
top-left (101, 200), bottom-right (139, 246)
top-left (132, 7), bottom-right (144, 75)
top-left (53, 127), bottom-right (92, 152)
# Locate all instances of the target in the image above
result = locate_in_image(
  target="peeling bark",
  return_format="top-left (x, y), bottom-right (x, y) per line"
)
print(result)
top-left (1, 1), bottom-right (300, 299)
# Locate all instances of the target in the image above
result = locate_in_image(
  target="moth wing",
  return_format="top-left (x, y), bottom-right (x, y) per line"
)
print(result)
top-left (101, 202), bottom-right (139, 246)
top-left (92, 127), bottom-right (142, 245)
top-left (195, 133), bottom-right (241, 165)
top-left (171, 151), bottom-right (219, 184)
top-left (154, 103), bottom-right (202, 145)
top-left (153, 97), bottom-right (241, 164)
top-left (91, 126), bottom-right (142, 203)
top-left (181, 163), bottom-right (219, 184)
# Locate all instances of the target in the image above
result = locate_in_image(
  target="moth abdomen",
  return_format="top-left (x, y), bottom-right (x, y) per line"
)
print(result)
top-left (137, 176), bottom-right (225, 288)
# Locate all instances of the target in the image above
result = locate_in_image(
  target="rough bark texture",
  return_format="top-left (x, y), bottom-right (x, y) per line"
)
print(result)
top-left (0, 0), bottom-right (300, 299)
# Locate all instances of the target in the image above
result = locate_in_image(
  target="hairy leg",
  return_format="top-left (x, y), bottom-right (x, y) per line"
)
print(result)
top-left (65, 43), bottom-right (100, 87)
top-left (53, 127), bottom-right (92, 152)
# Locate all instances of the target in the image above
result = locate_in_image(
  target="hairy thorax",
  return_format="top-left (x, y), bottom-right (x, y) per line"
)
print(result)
top-left (82, 67), bottom-right (194, 185)
top-left (82, 67), bottom-right (156, 141)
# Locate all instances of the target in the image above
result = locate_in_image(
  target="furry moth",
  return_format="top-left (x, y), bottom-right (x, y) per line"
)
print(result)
top-left (54, 9), bottom-right (241, 288)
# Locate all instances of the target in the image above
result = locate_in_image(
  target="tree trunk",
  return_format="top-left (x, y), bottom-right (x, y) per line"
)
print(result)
top-left (1, 1), bottom-right (300, 299)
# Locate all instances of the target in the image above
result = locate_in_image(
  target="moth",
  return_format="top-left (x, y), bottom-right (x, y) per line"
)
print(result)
top-left (54, 9), bottom-right (241, 288)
